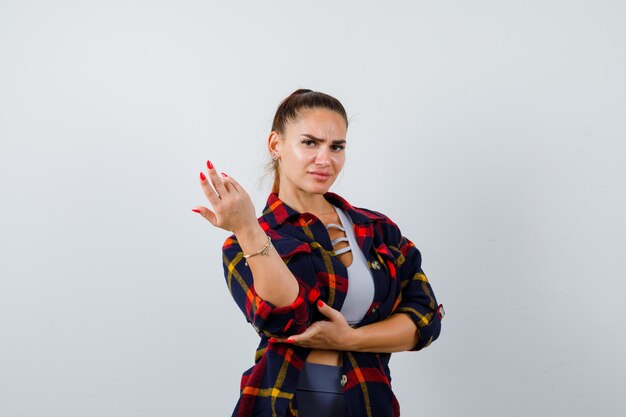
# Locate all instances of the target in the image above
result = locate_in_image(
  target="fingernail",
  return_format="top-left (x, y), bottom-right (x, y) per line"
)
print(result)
top-left (207, 160), bottom-right (214, 169)
top-left (268, 337), bottom-right (278, 343)
top-left (317, 300), bottom-right (324, 308)
top-left (200, 172), bottom-right (206, 180)
top-left (285, 338), bottom-right (295, 344)
top-left (221, 172), bottom-right (228, 178)
top-left (191, 208), bottom-right (201, 213)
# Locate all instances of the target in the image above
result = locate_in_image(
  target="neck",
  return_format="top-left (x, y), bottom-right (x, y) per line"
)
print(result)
top-left (278, 187), bottom-right (335, 218)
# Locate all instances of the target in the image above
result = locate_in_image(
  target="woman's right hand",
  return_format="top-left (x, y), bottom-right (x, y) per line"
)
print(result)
top-left (191, 160), bottom-right (259, 234)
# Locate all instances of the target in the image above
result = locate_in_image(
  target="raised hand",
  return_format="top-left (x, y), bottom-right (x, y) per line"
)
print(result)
top-left (191, 160), bottom-right (258, 234)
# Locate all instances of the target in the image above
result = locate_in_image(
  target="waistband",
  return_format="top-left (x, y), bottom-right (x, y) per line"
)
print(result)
top-left (296, 362), bottom-right (344, 393)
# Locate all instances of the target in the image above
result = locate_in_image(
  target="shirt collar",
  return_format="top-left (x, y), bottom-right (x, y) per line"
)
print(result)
top-left (260, 191), bottom-right (386, 229)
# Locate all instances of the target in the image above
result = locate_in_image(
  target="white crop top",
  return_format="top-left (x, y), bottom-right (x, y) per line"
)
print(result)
top-left (325, 205), bottom-right (375, 326)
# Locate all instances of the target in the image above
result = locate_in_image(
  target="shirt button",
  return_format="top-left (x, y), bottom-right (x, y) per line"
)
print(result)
top-left (370, 260), bottom-right (381, 270)
top-left (340, 374), bottom-right (348, 387)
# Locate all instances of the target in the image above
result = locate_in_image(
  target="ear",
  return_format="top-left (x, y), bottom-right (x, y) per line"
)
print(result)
top-left (267, 131), bottom-right (282, 155)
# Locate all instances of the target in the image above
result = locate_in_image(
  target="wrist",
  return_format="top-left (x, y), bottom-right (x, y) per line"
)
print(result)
top-left (345, 326), bottom-right (364, 351)
top-left (234, 225), bottom-right (268, 253)
top-left (233, 223), bottom-right (264, 239)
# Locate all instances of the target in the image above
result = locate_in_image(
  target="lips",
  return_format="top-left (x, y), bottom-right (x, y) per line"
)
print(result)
top-left (308, 171), bottom-right (332, 180)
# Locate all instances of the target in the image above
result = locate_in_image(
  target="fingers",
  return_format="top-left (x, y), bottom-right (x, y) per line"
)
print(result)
top-left (191, 206), bottom-right (218, 226)
top-left (316, 300), bottom-right (344, 322)
top-left (285, 325), bottom-right (318, 346)
top-left (199, 170), bottom-right (221, 206)
top-left (206, 160), bottom-right (228, 196)
top-left (220, 172), bottom-right (244, 194)
top-left (268, 302), bottom-right (342, 347)
top-left (200, 160), bottom-right (237, 204)
top-left (203, 161), bottom-right (245, 196)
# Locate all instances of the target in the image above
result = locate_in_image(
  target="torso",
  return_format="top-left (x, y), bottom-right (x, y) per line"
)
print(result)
top-left (306, 207), bottom-right (352, 367)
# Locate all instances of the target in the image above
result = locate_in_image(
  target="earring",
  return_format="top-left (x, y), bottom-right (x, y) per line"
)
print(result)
top-left (271, 152), bottom-right (279, 161)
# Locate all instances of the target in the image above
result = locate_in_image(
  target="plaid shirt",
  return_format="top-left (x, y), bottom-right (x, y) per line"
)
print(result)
top-left (222, 192), bottom-right (443, 417)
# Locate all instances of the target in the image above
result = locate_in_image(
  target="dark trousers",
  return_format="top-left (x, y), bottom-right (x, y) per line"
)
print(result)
top-left (295, 362), bottom-right (347, 417)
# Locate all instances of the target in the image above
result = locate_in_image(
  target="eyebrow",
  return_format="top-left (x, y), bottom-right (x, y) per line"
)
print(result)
top-left (300, 134), bottom-right (346, 145)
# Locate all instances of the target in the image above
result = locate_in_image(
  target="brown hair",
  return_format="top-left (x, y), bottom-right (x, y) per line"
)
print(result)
top-left (270, 89), bottom-right (348, 193)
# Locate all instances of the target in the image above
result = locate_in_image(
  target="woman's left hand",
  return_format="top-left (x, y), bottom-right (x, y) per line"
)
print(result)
top-left (271, 301), bottom-right (355, 350)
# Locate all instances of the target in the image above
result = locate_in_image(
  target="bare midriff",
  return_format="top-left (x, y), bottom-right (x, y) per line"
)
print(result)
top-left (305, 209), bottom-right (352, 367)
top-left (306, 349), bottom-right (342, 366)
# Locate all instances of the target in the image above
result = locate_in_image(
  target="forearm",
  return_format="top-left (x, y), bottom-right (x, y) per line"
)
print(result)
top-left (234, 226), bottom-right (300, 307)
top-left (348, 313), bottom-right (419, 353)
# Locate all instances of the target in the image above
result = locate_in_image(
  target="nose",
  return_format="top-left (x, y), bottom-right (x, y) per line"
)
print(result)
top-left (315, 148), bottom-right (331, 167)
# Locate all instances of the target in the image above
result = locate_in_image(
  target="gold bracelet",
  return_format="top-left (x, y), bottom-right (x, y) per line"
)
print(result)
top-left (243, 236), bottom-right (272, 266)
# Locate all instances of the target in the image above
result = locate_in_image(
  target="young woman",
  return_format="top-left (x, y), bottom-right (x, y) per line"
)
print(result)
top-left (192, 89), bottom-right (444, 417)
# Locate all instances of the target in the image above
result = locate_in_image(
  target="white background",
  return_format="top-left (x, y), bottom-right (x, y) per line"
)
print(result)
top-left (1, 1), bottom-right (625, 416)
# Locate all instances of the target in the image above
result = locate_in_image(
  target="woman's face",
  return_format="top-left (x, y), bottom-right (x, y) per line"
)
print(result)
top-left (271, 108), bottom-right (347, 196)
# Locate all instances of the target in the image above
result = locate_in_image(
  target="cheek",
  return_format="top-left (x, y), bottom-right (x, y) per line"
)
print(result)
top-left (289, 147), bottom-right (315, 164)
top-left (333, 154), bottom-right (346, 168)
top-left (282, 149), bottom-right (312, 175)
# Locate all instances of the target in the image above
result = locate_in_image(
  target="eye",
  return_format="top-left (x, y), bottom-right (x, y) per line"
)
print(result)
top-left (302, 139), bottom-right (317, 147)
top-left (331, 144), bottom-right (345, 151)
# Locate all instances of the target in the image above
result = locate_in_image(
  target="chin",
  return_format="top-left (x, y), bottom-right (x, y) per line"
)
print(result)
top-left (314, 185), bottom-right (335, 195)
top-left (303, 181), bottom-right (334, 195)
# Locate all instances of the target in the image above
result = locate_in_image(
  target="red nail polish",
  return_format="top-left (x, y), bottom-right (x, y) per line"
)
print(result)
top-left (317, 300), bottom-right (324, 308)
top-left (285, 339), bottom-right (294, 344)
top-left (268, 337), bottom-right (278, 343)
top-left (191, 208), bottom-right (201, 213)
top-left (221, 172), bottom-right (228, 178)
top-left (207, 160), bottom-right (213, 169)
top-left (199, 172), bottom-right (206, 180)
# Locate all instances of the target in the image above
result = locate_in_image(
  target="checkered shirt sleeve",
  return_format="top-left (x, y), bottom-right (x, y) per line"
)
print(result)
top-left (222, 235), bottom-right (319, 339)
top-left (392, 233), bottom-right (443, 351)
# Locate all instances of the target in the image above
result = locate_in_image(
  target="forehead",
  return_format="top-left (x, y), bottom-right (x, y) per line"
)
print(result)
top-left (286, 108), bottom-right (347, 138)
